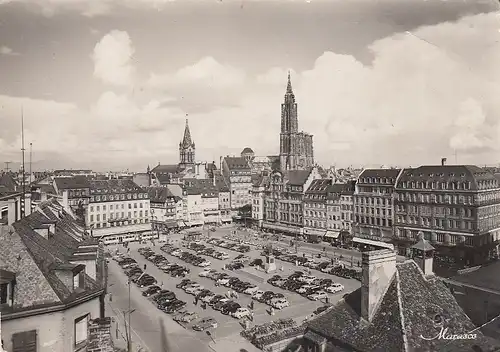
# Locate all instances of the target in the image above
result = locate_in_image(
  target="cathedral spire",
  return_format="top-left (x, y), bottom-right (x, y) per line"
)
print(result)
top-left (181, 118), bottom-right (192, 147)
top-left (286, 71), bottom-right (293, 94)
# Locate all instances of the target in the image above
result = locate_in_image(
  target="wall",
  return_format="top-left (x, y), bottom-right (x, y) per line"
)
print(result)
top-left (70, 259), bottom-right (97, 281)
top-left (2, 295), bottom-right (101, 352)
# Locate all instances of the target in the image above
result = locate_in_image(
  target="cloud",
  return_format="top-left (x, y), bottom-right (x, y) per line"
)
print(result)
top-left (0, 12), bottom-right (499, 170)
top-left (92, 30), bottom-right (135, 86)
top-left (0, 46), bottom-right (19, 56)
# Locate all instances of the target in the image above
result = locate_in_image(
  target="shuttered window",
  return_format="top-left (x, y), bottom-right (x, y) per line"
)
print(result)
top-left (74, 314), bottom-right (89, 346)
top-left (12, 330), bottom-right (37, 352)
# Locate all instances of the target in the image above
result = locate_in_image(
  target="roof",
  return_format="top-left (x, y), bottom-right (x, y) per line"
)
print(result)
top-left (358, 168), bottom-right (401, 184)
top-left (305, 260), bottom-right (500, 352)
top-left (241, 147), bottom-right (254, 154)
top-left (54, 176), bottom-right (90, 190)
top-left (0, 201), bottom-right (101, 312)
top-left (286, 169), bottom-right (312, 186)
top-left (180, 119), bottom-right (194, 148)
top-left (33, 183), bottom-right (57, 194)
top-left (396, 165), bottom-right (499, 191)
top-left (411, 237), bottom-right (435, 251)
top-left (183, 179), bottom-right (219, 197)
top-left (224, 157), bottom-right (250, 170)
top-left (214, 172), bottom-right (230, 192)
top-left (305, 179), bottom-right (332, 194)
top-left (89, 179), bottom-right (144, 194)
top-left (146, 187), bottom-right (177, 203)
top-left (151, 164), bottom-right (181, 174)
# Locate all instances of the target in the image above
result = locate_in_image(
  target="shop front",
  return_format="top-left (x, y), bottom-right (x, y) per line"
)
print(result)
top-left (262, 221), bottom-right (302, 236)
top-left (303, 228), bottom-right (325, 243)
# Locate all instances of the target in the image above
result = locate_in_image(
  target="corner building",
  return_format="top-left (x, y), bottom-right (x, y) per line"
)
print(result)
top-left (394, 165), bottom-right (500, 265)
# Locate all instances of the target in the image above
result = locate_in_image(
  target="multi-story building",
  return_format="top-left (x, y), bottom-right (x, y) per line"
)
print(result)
top-left (279, 73), bottom-right (314, 171)
top-left (53, 176), bottom-right (91, 220)
top-left (221, 156), bottom-right (252, 210)
top-left (263, 167), bottom-right (322, 236)
top-left (251, 172), bottom-right (270, 228)
top-left (0, 199), bottom-right (110, 352)
top-left (214, 171), bottom-right (232, 224)
top-left (326, 184), bottom-right (343, 232)
top-left (353, 169), bottom-right (401, 244)
top-left (147, 187), bottom-right (182, 233)
top-left (248, 155), bottom-right (280, 174)
top-left (303, 179), bottom-right (332, 241)
top-left (182, 188), bottom-right (204, 227)
top-left (86, 179), bottom-right (152, 244)
top-left (184, 179), bottom-right (220, 225)
top-left (340, 180), bottom-right (356, 233)
top-left (393, 165), bottom-right (500, 265)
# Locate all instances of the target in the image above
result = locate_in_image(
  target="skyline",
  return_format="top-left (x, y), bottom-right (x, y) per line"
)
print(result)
top-left (0, 0), bottom-right (499, 172)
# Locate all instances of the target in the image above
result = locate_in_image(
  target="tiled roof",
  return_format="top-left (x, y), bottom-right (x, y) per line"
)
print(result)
top-left (147, 187), bottom-right (176, 203)
top-left (286, 169), bottom-right (312, 186)
top-left (396, 165), bottom-right (498, 191)
top-left (89, 179), bottom-right (144, 194)
top-left (151, 164), bottom-right (180, 174)
top-left (214, 173), bottom-right (230, 192)
top-left (224, 157), bottom-right (250, 170)
top-left (184, 179), bottom-right (218, 197)
top-left (305, 260), bottom-right (500, 352)
top-left (54, 176), bottom-right (91, 190)
top-left (306, 179), bottom-right (332, 194)
top-left (358, 168), bottom-right (401, 181)
top-left (33, 183), bottom-right (57, 194)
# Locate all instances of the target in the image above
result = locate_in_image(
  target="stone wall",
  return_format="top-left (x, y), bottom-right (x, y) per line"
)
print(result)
top-left (88, 317), bottom-right (114, 352)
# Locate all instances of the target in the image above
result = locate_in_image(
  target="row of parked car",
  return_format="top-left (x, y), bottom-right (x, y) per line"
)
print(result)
top-left (113, 254), bottom-right (159, 288)
top-left (139, 247), bottom-right (190, 277)
top-left (177, 278), bottom-right (253, 320)
top-left (268, 271), bottom-right (344, 301)
top-left (206, 238), bottom-right (251, 253)
top-left (269, 248), bottom-right (362, 281)
top-left (160, 244), bottom-right (212, 267)
top-left (135, 248), bottom-right (219, 332)
top-left (188, 242), bottom-right (230, 260)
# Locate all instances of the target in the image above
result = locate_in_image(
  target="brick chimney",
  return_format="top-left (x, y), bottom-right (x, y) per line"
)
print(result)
top-left (361, 249), bottom-right (397, 323)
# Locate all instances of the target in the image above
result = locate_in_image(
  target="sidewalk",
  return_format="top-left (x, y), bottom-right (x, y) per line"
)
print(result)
top-left (208, 333), bottom-right (261, 352)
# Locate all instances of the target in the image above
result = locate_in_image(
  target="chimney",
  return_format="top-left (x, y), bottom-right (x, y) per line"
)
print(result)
top-left (411, 232), bottom-right (435, 276)
top-left (441, 158), bottom-right (447, 166)
top-left (361, 249), bottom-right (397, 323)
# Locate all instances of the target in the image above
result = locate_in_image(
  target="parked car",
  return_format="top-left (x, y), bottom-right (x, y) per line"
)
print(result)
top-left (272, 299), bottom-right (290, 310)
top-left (252, 290), bottom-right (265, 300)
top-left (176, 312), bottom-right (199, 323)
top-left (185, 284), bottom-right (204, 294)
top-left (308, 291), bottom-right (328, 301)
top-left (231, 307), bottom-right (251, 319)
top-left (221, 302), bottom-right (241, 315)
top-left (192, 317), bottom-right (218, 331)
top-left (164, 300), bottom-right (187, 314)
top-left (142, 285), bottom-right (161, 297)
top-left (201, 292), bottom-right (217, 303)
top-left (249, 258), bottom-right (263, 267)
top-left (243, 285), bottom-right (259, 295)
top-left (325, 283), bottom-right (344, 293)
top-left (176, 279), bottom-right (195, 289)
top-left (199, 269), bottom-right (216, 277)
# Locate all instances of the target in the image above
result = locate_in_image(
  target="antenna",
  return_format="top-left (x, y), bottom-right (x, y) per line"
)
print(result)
top-left (21, 107), bottom-right (26, 219)
top-left (29, 142), bottom-right (33, 183)
top-left (4, 161), bottom-right (12, 172)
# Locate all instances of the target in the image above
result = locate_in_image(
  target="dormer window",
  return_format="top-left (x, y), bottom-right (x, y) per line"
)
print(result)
top-left (0, 269), bottom-right (15, 307)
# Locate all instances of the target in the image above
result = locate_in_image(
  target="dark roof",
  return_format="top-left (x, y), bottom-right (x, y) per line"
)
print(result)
top-left (0, 200), bottom-right (101, 312)
top-left (305, 260), bottom-right (499, 352)
top-left (33, 183), bottom-right (57, 194)
top-left (224, 157), bottom-right (250, 170)
top-left (146, 187), bottom-right (177, 203)
top-left (306, 179), bottom-right (332, 193)
top-left (151, 164), bottom-right (180, 174)
top-left (241, 147), bottom-right (254, 154)
top-left (358, 168), bottom-right (401, 183)
top-left (0, 173), bottom-right (18, 192)
top-left (214, 172), bottom-right (230, 192)
top-left (54, 176), bottom-right (90, 190)
top-left (286, 169), bottom-right (312, 186)
top-left (396, 165), bottom-right (499, 191)
top-left (89, 179), bottom-right (144, 194)
top-left (183, 179), bottom-right (218, 197)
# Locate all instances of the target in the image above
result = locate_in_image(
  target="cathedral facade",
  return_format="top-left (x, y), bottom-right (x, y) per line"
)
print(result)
top-left (279, 73), bottom-right (314, 171)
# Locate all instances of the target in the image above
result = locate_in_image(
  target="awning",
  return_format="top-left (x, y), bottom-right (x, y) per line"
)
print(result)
top-left (353, 237), bottom-right (394, 250)
top-left (324, 231), bottom-right (340, 239)
top-left (303, 228), bottom-right (326, 237)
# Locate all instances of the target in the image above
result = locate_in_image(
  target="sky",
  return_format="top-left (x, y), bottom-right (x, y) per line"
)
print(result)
top-left (0, 0), bottom-right (499, 172)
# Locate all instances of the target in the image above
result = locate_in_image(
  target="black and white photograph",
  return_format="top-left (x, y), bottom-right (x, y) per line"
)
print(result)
top-left (0, 0), bottom-right (499, 351)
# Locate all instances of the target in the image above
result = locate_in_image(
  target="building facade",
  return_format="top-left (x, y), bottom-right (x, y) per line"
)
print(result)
top-left (214, 171), bottom-right (232, 223)
top-left (326, 184), bottom-right (343, 232)
top-left (147, 187), bottom-right (181, 234)
top-left (262, 167), bottom-right (321, 236)
top-left (221, 156), bottom-right (252, 210)
top-left (353, 169), bottom-right (401, 243)
top-left (279, 73), bottom-right (314, 171)
top-left (393, 165), bottom-right (500, 265)
top-left (303, 179), bottom-right (332, 240)
top-left (251, 173), bottom-right (270, 228)
top-left (86, 179), bottom-right (152, 244)
top-left (340, 180), bottom-right (356, 233)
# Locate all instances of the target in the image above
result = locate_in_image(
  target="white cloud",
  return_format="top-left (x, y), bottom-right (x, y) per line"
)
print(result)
top-left (0, 46), bottom-right (19, 56)
top-left (92, 30), bottom-right (135, 86)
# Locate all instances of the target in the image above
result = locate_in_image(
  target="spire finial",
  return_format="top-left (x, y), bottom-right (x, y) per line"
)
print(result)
top-left (286, 71), bottom-right (293, 94)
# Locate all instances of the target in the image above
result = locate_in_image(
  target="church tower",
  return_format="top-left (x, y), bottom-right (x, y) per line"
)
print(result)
top-left (179, 119), bottom-right (195, 168)
top-left (279, 72), bottom-right (314, 171)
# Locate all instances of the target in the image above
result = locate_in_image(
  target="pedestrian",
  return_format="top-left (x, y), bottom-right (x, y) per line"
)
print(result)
top-left (128, 247), bottom-right (131, 254)
top-left (194, 297), bottom-right (199, 306)
top-left (250, 300), bottom-right (254, 310)
top-left (144, 264), bottom-right (147, 271)
top-left (270, 307), bottom-right (275, 316)
top-left (250, 311), bottom-right (254, 321)
top-left (325, 296), bottom-right (329, 304)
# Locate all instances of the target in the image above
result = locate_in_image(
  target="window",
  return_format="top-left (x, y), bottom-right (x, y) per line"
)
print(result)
top-left (74, 314), bottom-right (90, 347)
top-left (12, 330), bottom-right (37, 352)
